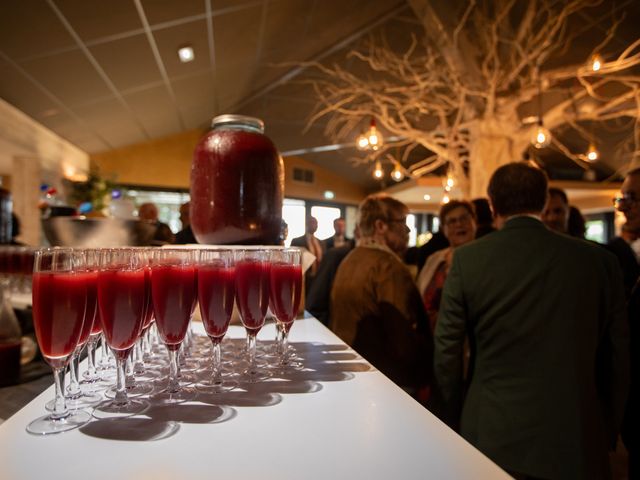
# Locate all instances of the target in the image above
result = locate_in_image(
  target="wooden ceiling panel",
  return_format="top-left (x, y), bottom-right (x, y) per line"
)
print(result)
top-left (123, 86), bottom-right (182, 138)
top-left (19, 50), bottom-right (114, 107)
top-left (0, 1), bottom-right (75, 60)
top-left (55, 0), bottom-right (143, 41)
top-left (0, 56), bottom-right (60, 118)
top-left (153, 19), bottom-right (211, 79)
top-left (141, 0), bottom-right (205, 25)
top-left (212, 5), bottom-right (262, 70)
top-left (73, 99), bottom-right (147, 149)
top-left (171, 71), bottom-right (216, 118)
top-left (89, 34), bottom-right (163, 91)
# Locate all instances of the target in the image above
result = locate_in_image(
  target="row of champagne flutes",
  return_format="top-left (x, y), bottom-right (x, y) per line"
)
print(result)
top-left (28, 246), bottom-right (303, 436)
top-left (0, 245), bottom-right (36, 293)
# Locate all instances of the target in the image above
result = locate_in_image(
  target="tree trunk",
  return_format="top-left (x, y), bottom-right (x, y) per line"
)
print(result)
top-left (467, 116), bottom-right (529, 199)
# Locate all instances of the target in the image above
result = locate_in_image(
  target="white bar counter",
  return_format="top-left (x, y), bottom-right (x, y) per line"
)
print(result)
top-left (0, 316), bottom-right (510, 480)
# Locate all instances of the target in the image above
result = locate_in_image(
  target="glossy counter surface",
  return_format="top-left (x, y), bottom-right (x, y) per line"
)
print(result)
top-left (0, 316), bottom-right (510, 480)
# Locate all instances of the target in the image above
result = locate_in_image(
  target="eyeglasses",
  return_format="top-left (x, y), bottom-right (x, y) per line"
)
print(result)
top-left (613, 194), bottom-right (640, 209)
top-left (444, 213), bottom-right (472, 227)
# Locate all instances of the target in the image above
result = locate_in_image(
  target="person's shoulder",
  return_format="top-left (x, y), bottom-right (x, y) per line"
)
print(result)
top-left (290, 235), bottom-right (305, 246)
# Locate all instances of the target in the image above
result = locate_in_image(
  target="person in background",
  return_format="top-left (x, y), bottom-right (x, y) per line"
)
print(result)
top-left (471, 198), bottom-right (495, 238)
top-left (567, 205), bottom-right (587, 239)
top-left (435, 162), bottom-right (628, 480)
top-left (330, 194), bottom-right (432, 398)
top-left (174, 201), bottom-right (197, 245)
top-left (291, 215), bottom-right (324, 292)
top-left (323, 217), bottom-right (353, 250)
top-left (138, 202), bottom-right (175, 245)
top-left (417, 200), bottom-right (477, 333)
top-left (278, 219), bottom-right (288, 246)
top-left (609, 167), bottom-right (640, 478)
top-left (541, 187), bottom-right (569, 234)
top-left (412, 230), bottom-right (450, 272)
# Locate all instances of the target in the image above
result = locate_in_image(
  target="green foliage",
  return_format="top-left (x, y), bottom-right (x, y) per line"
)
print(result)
top-left (66, 170), bottom-right (117, 211)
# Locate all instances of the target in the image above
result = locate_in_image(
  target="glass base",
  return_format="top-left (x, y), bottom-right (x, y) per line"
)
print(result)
top-left (238, 366), bottom-right (272, 384)
top-left (104, 380), bottom-right (154, 399)
top-left (92, 398), bottom-right (149, 419)
top-left (151, 385), bottom-right (197, 405)
top-left (26, 409), bottom-right (91, 435)
top-left (196, 376), bottom-right (238, 394)
top-left (45, 391), bottom-right (103, 412)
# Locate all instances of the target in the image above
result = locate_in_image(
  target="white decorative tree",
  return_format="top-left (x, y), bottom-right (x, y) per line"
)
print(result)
top-left (304, 0), bottom-right (640, 197)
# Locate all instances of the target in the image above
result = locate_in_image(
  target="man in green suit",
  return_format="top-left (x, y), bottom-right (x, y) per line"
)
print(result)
top-left (434, 162), bottom-right (629, 480)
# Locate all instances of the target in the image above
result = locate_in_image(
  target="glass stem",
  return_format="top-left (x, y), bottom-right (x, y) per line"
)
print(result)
top-left (280, 327), bottom-right (290, 365)
top-left (134, 340), bottom-right (145, 375)
top-left (114, 352), bottom-right (128, 406)
top-left (142, 328), bottom-right (152, 362)
top-left (67, 350), bottom-right (81, 396)
top-left (51, 366), bottom-right (69, 420)
top-left (275, 323), bottom-right (284, 356)
top-left (84, 336), bottom-right (98, 380)
top-left (248, 334), bottom-right (257, 373)
top-left (168, 348), bottom-right (180, 393)
top-left (211, 340), bottom-right (222, 384)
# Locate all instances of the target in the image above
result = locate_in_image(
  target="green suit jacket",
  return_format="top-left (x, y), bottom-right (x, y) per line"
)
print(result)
top-left (434, 216), bottom-right (629, 480)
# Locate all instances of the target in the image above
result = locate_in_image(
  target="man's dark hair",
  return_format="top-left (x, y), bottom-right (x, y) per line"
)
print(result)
top-left (487, 162), bottom-right (548, 217)
top-left (548, 187), bottom-right (568, 204)
top-left (471, 198), bottom-right (493, 225)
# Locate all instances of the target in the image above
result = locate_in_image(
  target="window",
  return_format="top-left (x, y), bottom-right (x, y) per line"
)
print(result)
top-left (311, 205), bottom-right (342, 241)
top-left (123, 189), bottom-right (190, 233)
top-left (282, 198), bottom-right (306, 246)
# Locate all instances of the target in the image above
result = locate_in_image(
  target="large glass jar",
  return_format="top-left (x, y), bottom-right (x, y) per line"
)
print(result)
top-left (190, 115), bottom-right (284, 245)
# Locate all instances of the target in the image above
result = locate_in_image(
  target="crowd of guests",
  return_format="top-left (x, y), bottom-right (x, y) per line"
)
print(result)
top-left (311, 162), bottom-right (636, 480)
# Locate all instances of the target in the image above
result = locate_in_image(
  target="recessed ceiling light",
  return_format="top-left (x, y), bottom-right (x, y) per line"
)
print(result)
top-left (178, 45), bottom-right (195, 63)
top-left (324, 190), bottom-right (335, 200)
top-left (423, 194), bottom-right (431, 201)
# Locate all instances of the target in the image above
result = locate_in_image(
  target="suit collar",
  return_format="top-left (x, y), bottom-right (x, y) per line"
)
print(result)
top-left (501, 215), bottom-right (545, 230)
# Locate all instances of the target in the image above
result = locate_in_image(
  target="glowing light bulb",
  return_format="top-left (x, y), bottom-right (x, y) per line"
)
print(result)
top-left (586, 144), bottom-right (599, 162)
top-left (531, 124), bottom-right (551, 148)
top-left (591, 54), bottom-right (603, 72)
top-left (367, 118), bottom-right (383, 151)
top-left (357, 132), bottom-right (369, 150)
top-left (423, 194), bottom-right (431, 201)
top-left (442, 193), bottom-right (450, 204)
top-left (373, 161), bottom-right (384, 179)
top-left (391, 164), bottom-right (404, 182)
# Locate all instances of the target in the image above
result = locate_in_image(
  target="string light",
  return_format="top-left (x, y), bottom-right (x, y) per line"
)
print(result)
top-left (442, 193), bottom-right (450, 204)
top-left (586, 143), bottom-right (599, 162)
top-left (373, 160), bottom-right (384, 179)
top-left (590, 54), bottom-right (603, 72)
top-left (391, 163), bottom-right (404, 182)
top-left (532, 122), bottom-right (551, 149)
top-left (355, 118), bottom-right (384, 151)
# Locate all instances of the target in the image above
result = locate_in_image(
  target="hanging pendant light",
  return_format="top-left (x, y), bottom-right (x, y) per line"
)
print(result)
top-left (366, 118), bottom-right (383, 151)
top-left (585, 143), bottom-right (599, 162)
top-left (590, 53), bottom-right (603, 72)
top-left (373, 160), bottom-right (384, 179)
top-left (391, 163), bottom-right (404, 182)
top-left (531, 70), bottom-right (551, 149)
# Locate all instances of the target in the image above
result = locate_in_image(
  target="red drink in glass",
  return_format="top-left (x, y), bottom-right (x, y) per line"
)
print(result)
top-left (270, 262), bottom-right (302, 324)
top-left (151, 264), bottom-right (197, 349)
top-left (97, 269), bottom-right (146, 359)
top-left (198, 264), bottom-right (235, 338)
top-left (32, 271), bottom-right (87, 368)
top-left (235, 259), bottom-right (270, 331)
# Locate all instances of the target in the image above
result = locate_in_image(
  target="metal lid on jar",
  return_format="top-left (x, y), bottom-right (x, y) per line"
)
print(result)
top-left (211, 114), bottom-right (264, 133)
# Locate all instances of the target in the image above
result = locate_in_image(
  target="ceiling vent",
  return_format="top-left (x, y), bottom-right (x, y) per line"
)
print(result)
top-left (292, 167), bottom-right (315, 184)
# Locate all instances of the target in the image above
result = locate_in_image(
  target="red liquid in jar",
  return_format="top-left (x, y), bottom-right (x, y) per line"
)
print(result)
top-left (151, 265), bottom-right (197, 350)
top-left (32, 271), bottom-right (87, 368)
top-left (270, 262), bottom-right (302, 324)
top-left (198, 264), bottom-right (235, 338)
top-left (97, 269), bottom-right (146, 357)
top-left (191, 122), bottom-right (283, 245)
top-left (235, 260), bottom-right (270, 331)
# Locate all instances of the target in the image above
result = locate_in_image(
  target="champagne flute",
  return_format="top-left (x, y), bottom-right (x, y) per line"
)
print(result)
top-left (150, 248), bottom-right (198, 403)
top-left (235, 249), bottom-right (271, 382)
top-left (196, 248), bottom-right (237, 392)
top-left (27, 248), bottom-right (91, 435)
top-left (269, 248), bottom-right (303, 370)
top-left (93, 248), bottom-right (148, 418)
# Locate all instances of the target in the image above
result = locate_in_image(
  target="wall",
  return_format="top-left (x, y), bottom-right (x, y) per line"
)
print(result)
top-left (91, 130), bottom-right (367, 205)
top-left (0, 99), bottom-right (89, 245)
